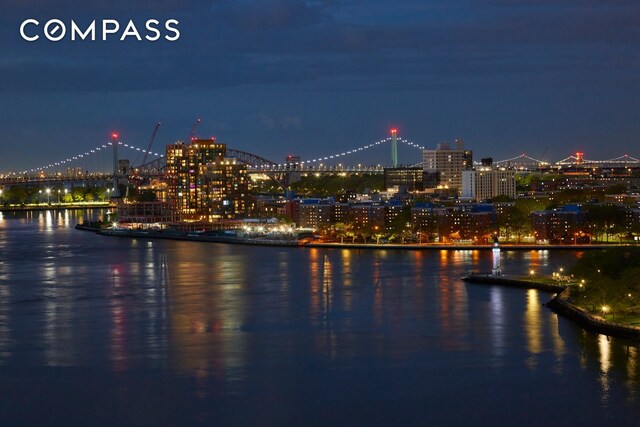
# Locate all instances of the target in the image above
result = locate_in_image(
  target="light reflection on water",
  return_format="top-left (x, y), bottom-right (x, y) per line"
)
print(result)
top-left (0, 210), bottom-right (639, 424)
top-left (490, 286), bottom-right (506, 365)
top-left (525, 289), bottom-right (542, 366)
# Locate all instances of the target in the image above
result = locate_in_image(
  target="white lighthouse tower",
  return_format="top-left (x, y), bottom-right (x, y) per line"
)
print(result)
top-left (492, 236), bottom-right (501, 276)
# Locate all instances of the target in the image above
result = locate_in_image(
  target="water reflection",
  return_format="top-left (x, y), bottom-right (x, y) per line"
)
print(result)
top-left (0, 281), bottom-right (10, 365)
top-left (549, 309), bottom-right (565, 373)
top-left (437, 267), bottom-right (469, 352)
top-left (0, 212), bottom-right (640, 424)
top-left (109, 266), bottom-right (128, 372)
top-left (319, 254), bottom-right (337, 359)
top-left (525, 289), bottom-right (542, 369)
top-left (626, 346), bottom-right (638, 401)
top-left (167, 244), bottom-right (248, 383)
top-left (372, 253), bottom-right (382, 328)
top-left (599, 334), bottom-right (612, 404)
top-left (490, 287), bottom-right (506, 365)
top-left (341, 250), bottom-right (353, 312)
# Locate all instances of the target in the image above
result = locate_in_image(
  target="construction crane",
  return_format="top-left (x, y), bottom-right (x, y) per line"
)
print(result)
top-left (129, 122), bottom-right (162, 197)
top-left (139, 121), bottom-right (162, 168)
top-left (539, 147), bottom-right (549, 165)
top-left (190, 118), bottom-right (201, 141)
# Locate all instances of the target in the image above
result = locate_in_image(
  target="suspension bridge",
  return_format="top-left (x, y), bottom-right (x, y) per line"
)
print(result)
top-left (0, 130), bottom-right (639, 187)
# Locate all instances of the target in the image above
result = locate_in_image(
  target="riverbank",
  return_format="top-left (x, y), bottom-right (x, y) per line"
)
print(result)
top-left (462, 274), bottom-right (640, 342)
top-left (307, 242), bottom-right (623, 251)
top-left (1, 202), bottom-right (110, 212)
top-left (85, 226), bottom-right (635, 250)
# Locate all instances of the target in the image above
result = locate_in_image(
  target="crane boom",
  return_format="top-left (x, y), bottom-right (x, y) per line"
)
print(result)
top-left (539, 146), bottom-right (549, 163)
top-left (140, 122), bottom-right (162, 167)
top-left (190, 118), bottom-right (201, 140)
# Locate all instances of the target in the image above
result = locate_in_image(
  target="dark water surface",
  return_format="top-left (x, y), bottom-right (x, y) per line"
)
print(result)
top-left (0, 210), bottom-right (639, 426)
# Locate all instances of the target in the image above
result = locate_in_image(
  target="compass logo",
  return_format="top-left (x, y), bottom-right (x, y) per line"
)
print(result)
top-left (20, 19), bottom-right (180, 42)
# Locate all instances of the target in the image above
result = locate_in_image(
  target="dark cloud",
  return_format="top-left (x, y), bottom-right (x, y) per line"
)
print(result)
top-left (0, 0), bottom-right (207, 14)
top-left (1, 0), bottom-right (638, 94)
top-left (0, 0), bottom-right (639, 168)
top-left (211, 0), bottom-right (330, 32)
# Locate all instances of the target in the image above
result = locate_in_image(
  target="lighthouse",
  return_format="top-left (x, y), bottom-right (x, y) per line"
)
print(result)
top-left (492, 236), bottom-right (501, 276)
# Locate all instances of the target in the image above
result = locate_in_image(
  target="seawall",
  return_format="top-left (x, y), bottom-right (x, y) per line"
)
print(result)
top-left (463, 274), bottom-right (640, 342)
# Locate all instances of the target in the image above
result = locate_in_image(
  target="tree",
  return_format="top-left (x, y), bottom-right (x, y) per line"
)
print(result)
top-left (290, 174), bottom-right (385, 197)
top-left (333, 223), bottom-right (347, 244)
top-left (414, 215), bottom-right (440, 243)
top-left (372, 226), bottom-right (385, 244)
top-left (570, 248), bottom-right (640, 315)
top-left (586, 205), bottom-right (625, 242)
top-left (496, 207), bottom-right (514, 242)
top-left (388, 206), bottom-right (412, 242)
top-left (345, 223), bottom-right (357, 243)
top-left (5, 187), bottom-right (29, 205)
top-left (72, 188), bottom-right (85, 202)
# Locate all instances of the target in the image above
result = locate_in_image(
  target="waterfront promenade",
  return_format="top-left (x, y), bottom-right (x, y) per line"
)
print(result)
top-left (93, 228), bottom-right (633, 251)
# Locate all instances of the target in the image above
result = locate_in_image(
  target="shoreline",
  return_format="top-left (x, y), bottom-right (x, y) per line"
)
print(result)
top-left (306, 242), bottom-right (619, 251)
top-left (87, 228), bottom-right (632, 251)
top-left (462, 274), bottom-right (640, 342)
top-left (1, 203), bottom-right (110, 212)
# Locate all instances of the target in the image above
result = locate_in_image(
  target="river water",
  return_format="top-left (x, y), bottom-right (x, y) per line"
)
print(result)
top-left (0, 210), bottom-right (638, 426)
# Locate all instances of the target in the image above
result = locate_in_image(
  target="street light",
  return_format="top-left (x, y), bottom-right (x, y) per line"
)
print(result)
top-left (529, 269), bottom-right (535, 277)
top-left (46, 188), bottom-right (51, 204)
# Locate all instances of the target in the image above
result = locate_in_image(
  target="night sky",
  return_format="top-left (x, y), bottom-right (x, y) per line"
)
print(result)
top-left (0, 0), bottom-right (638, 171)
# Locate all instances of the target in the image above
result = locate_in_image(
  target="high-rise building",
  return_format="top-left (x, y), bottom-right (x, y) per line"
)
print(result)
top-left (461, 168), bottom-right (516, 201)
top-left (422, 139), bottom-right (473, 193)
top-left (165, 138), bottom-right (250, 222)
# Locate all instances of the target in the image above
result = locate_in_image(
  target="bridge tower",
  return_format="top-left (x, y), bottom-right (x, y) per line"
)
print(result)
top-left (111, 132), bottom-right (120, 198)
top-left (391, 128), bottom-right (398, 167)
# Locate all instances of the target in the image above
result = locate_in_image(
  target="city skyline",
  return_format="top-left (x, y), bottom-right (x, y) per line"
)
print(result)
top-left (1, 0), bottom-right (639, 170)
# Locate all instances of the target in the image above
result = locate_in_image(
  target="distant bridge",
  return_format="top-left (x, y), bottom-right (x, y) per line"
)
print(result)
top-left (2, 130), bottom-right (639, 187)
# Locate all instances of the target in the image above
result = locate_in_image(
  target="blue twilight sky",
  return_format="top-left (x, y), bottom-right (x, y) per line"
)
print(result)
top-left (0, 0), bottom-right (638, 171)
